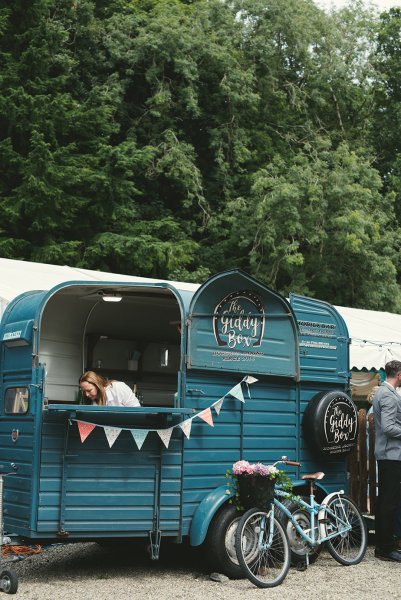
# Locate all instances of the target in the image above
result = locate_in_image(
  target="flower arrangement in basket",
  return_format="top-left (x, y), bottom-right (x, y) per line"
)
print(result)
top-left (226, 460), bottom-right (293, 510)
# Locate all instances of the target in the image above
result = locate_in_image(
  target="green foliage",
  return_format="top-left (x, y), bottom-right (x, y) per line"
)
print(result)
top-left (0, 0), bottom-right (400, 308)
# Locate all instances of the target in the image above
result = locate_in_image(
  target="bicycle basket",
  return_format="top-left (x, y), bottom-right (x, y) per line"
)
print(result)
top-left (238, 475), bottom-right (275, 509)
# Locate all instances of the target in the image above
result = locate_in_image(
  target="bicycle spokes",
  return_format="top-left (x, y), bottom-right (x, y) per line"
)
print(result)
top-left (235, 509), bottom-right (290, 588)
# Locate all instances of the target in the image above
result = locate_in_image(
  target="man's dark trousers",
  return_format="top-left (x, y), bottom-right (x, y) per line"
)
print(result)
top-left (376, 460), bottom-right (401, 553)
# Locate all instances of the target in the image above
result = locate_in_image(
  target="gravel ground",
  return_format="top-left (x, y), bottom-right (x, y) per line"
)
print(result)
top-left (4, 538), bottom-right (400, 600)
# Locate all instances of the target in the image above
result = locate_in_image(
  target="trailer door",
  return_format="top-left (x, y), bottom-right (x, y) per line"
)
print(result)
top-left (0, 316), bottom-right (44, 537)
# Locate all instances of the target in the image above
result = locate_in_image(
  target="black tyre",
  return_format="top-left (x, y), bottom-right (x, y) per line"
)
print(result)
top-left (235, 508), bottom-right (290, 588)
top-left (324, 494), bottom-right (367, 565)
top-left (278, 498), bottom-right (322, 566)
top-left (302, 390), bottom-right (358, 457)
top-left (0, 569), bottom-right (18, 594)
top-left (204, 503), bottom-right (244, 578)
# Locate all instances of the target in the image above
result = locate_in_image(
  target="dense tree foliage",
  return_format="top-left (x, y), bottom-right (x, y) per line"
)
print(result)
top-left (0, 0), bottom-right (401, 310)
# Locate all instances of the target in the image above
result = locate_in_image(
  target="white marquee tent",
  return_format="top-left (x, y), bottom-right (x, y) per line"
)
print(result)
top-left (0, 258), bottom-right (400, 374)
top-left (335, 305), bottom-right (401, 371)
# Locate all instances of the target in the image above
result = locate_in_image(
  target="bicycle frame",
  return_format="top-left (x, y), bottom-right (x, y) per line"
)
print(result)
top-left (274, 488), bottom-right (352, 547)
top-left (235, 459), bottom-right (367, 589)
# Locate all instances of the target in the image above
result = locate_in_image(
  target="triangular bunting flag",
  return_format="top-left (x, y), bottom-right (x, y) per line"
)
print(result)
top-left (245, 375), bottom-right (258, 385)
top-left (212, 397), bottom-right (224, 415)
top-left (228, 383), bottom-right (245, 403)
top-left (157, 427), bottom-right (174, 448)
top-left (198, 407), bottom-right (214, 427)
top-left (131, 429), bottom-right (148, 450)
top-left (104, 426), bottom-right (122, 448)
top-left (178, 418), bottom-right (193, 439)
top-left (77, 421), bottom-right (96, 443)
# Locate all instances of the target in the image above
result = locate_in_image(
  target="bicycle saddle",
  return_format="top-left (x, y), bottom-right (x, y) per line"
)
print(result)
top-left (301, 472), bottom-right (325, 481)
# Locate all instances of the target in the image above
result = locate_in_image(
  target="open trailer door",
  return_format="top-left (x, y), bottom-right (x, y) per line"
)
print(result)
top-left (0, 292), bottom-right (45, 536)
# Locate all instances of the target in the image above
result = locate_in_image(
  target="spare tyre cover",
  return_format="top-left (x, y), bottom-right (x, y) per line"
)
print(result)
top-left (302, 390), bottom-right (358, 457)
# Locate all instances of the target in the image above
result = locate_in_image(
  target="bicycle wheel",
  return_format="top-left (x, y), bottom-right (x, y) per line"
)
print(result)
top-left (278, 498), bottom-right (322, 566)
top-left (235, 507), bottom-right (290, 588)
top-left (324, 494), bottom-right (367, 565)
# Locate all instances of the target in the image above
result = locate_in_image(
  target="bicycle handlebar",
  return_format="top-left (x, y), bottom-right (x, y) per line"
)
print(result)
top-left (273, 456), bottom-right (301, 468)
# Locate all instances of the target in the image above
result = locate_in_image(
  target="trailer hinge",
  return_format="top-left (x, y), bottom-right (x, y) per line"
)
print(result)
top-left (56, 529), bottom-right (69, 538)
top-left (148, 528), bottom-right (161, 560)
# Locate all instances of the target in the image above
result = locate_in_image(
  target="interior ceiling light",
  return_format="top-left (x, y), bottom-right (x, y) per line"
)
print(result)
top-left (100, 291), bottom-right (123, 302)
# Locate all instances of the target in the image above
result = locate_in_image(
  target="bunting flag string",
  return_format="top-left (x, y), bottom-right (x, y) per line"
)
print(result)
top-left (72, 374), bottom-right (257, 451)
top-left (245, 375), bottom-right (259, 400)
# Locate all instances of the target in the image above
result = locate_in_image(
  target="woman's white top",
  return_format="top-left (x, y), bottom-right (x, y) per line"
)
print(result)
top-left (105, 381), bottom-right (140, 407)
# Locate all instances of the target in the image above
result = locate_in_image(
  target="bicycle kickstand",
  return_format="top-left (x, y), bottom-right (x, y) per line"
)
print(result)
top-left (296, 551), bottom-right (310, 572)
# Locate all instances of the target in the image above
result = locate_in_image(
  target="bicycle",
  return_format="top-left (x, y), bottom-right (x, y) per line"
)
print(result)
top-left (234, 457), bottom-right (367, 588)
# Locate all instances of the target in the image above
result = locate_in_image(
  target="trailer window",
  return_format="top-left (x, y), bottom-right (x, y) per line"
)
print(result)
top-left (4, 387), bottom-right (29, 414)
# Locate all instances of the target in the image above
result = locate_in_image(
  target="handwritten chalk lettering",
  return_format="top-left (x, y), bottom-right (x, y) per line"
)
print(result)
top-left (213, 290), bottom-right (265, 349)
top-left (329, 406), bottom-right (354, 442)
top-left (324, 398), bottom-right (357, 447)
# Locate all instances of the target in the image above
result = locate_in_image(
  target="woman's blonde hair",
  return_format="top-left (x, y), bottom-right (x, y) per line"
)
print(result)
top-left (79, 371), bottom-right (109, 406)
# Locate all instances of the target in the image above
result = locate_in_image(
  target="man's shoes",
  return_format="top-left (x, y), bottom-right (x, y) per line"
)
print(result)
top-left (394, 538), bottom-right (401, 551)
top-left (375, 549), bottom-right (401, 562)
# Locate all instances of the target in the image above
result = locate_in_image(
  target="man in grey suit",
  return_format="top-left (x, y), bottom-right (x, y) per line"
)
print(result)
top-left (373, 360), bottom-right (401, 562)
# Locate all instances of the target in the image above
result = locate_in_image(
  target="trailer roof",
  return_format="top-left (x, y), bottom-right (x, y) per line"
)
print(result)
top-left (0, 258), bottom-right (399, 371)
top-left (0, 258), bottom-right (199, 308)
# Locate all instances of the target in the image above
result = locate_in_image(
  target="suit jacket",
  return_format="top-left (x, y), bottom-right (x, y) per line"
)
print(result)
top-left (373, 382), bottom-right (401, 461)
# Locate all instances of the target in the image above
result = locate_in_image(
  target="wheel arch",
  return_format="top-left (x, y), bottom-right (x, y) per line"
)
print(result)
top-left (190, 485), bottom-right (233, 547)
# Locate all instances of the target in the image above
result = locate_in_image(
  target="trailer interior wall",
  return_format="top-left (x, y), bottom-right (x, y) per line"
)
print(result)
top-left (40, 286), bottom-right (182, 406)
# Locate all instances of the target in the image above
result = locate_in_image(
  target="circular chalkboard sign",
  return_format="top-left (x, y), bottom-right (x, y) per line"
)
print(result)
top-left (302, 390), bottom-right (358, 457)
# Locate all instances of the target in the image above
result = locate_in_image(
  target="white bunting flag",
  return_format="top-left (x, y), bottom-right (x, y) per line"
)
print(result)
top-left (178, 418), bottom-right (193, 439)
top-left (104, 426), bottom-right (121, 448)
top-left (245, 375), bottom-right (259, 385)
top-left (157, 427), bottom-right (174, 448)
top-left (228, 383), bottom-right (245, 403)
top-left (131, 429), bottom-right (149, 450)
top-left (213, 397), bottom-right (224, 415)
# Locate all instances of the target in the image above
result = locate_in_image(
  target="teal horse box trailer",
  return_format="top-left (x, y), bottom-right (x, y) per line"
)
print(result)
top-left (0, 269), bottom-right (356, 576)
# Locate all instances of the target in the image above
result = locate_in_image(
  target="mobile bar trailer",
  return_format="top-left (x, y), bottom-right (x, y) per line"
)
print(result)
top-left (0, 269), bottom-right (357, 578)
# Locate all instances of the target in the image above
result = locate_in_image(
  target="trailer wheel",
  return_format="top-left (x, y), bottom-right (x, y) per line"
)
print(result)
top-left (278, 498), bottom-right (322, 566)
top-left (204, 503), bottom-right (244, 579)
top-left (0, 569), bottom-right (18, 594)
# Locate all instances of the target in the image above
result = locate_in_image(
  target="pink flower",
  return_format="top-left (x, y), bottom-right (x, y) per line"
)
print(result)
top-left (233, 460), bottom-right (253, 475)
top-left (232, 461), bottom-right (279, 477)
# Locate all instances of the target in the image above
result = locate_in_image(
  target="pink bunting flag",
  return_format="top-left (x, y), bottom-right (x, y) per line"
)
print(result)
top-left (212, 398), bottom-right (224, 416)
top-left (77, 421), bottom-right (96, 443)
top-left (157, 427), bottom-right (174, 448)
top-left (198, 407), bottom-right (214, 427)
top-left (178, 418), bottom-right (193, 439)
